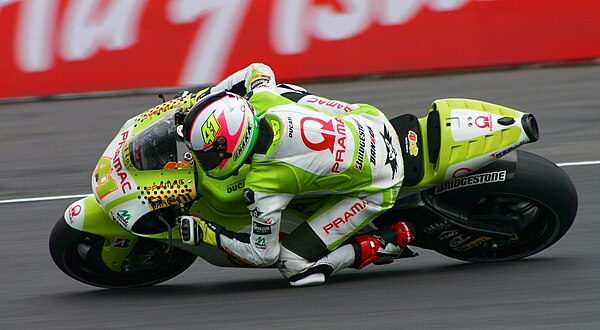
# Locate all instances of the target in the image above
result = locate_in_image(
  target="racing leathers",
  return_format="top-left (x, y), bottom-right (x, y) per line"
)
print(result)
top-left (181, 63), bottom-right (413, 286)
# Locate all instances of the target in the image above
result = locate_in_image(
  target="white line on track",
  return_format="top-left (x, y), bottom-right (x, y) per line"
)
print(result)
top-left (0, 194), bottom-right (90, 205)
top-left (0, 161), bottom-right (598, 205)
top-left (555, 160), bottom-right (600, 167)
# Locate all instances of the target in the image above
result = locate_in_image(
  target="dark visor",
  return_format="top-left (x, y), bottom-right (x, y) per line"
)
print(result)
top-left (193, 149), bottom-right (232, 171)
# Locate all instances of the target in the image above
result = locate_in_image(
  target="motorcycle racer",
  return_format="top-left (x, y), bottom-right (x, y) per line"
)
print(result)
top-left (178, 63), bottom-right (415, 286)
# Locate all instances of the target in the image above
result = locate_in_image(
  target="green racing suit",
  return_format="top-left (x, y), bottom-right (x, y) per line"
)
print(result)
top-left (202, 63), bottom-right (405, 280)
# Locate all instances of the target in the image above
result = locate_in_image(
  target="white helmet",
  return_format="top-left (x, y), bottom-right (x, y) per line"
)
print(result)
top-left (182, 91), bottom-right (259, 179)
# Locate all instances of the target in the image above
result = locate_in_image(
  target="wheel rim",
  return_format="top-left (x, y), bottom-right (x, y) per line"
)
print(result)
top-left (443, 193), bottom-right (562, 262)
top-left (61, 232), bottom-right (196, 288)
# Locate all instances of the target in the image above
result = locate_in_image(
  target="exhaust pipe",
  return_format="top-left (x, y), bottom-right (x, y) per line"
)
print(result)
top-left (521, 113), bottom-right (539, 143)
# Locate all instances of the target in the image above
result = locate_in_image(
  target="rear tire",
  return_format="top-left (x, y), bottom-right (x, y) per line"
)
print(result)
top-left (49, 217), bottom-right (197, 289)
top-left (433, 151), bottom-right (577, 262)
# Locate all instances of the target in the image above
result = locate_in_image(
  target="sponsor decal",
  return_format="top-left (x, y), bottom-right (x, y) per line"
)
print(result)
top-left (254, 236), bottom-right (267, 249)
top-left (305, 96), bottom-right (356, 112)
top-left (147, 193), bottom-right (194, 210)
top-left (113, 237), bottom-right (132, 248)
top-left (423, 220), bottom-right (452, 234)
top-left (250, 207), bottom-right (263, 219)
top-left (67, 204), bottom-right (81, 224)
top-left (144, 179), bottom-right (186, 193)
top-left (435, 170), bottom-right (507, 194)
top-left (454, 236), bottom-right (492, 252)
top-left (249, 74), bottom-right (271, 90)
top-left (112, 131), bottom-right (133, 194)
top-left (232, 122), bottom-right (253, 161)
top-left (474, 115), bottom-right (493, 131)
top-left (114, 210), bottom-right (132, 228)
top-left (451, 167), bottom-right (473, 178)
top-left (355, 121), bottom-right (366, 171)
top-left (300, 116), bottom-right (348, 173)
top-left (249, 207), bottom-right (270, 224)
top-left (300, 117), bottom-right (336, 152)
top-left (323, 200), bottom-right (369, 234)
top-left (381, 126), bottom-right (399, 179)
top-left (438, 230), bottom-right (459, 241)
top-left (227, 179), bottom-right (245, 193)
top-left (164, 161), bottom-right (193, 169)
top-left (449, 234), bottom-right (472, 248)
top-left (404, 130), bottom-right (419, 157)
top-left (491, 141), bottom-right (526, 159)
top-left (253, 222), bottom-right (272, 235)
top-left (367, 126), bottom-right (376, 165)
top-left (287, 117), bottom-right (294, 138)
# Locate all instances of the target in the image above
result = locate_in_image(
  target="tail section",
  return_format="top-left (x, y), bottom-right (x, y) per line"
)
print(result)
top-left (395, 98), bottom-right (538, 188)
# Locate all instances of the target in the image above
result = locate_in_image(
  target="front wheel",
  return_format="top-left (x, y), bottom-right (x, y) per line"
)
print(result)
top-left (433, 151), bottom-right (578, 262)
top-left (49, 218), bottom-right (197, 289)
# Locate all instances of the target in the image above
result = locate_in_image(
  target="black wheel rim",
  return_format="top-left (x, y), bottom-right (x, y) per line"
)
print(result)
top-left (61, 232), bottom-right (196, 288)
top-left (440, 193), bottom-right (562, 262)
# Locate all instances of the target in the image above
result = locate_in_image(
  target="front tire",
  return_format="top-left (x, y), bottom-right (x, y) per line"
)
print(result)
top-left (433, 151), bottom-right (578, 262)
top-left (49, 217), bottom-right (197, 289)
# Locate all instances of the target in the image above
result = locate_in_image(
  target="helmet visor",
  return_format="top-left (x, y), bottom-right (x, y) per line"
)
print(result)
top-left (192, 149), bottom-right (232, 171)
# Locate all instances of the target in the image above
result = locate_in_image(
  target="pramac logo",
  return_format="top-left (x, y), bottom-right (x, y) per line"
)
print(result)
top-left (475, 115), bottom-right (493, 131)
top-left (299, 116), bottom-right (348, 173)
top-left (300, 117), bottom-right (336, 152)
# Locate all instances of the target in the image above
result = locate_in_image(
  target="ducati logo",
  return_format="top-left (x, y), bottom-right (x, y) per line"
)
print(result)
top-left (300, 117), bottom-right (336, 152)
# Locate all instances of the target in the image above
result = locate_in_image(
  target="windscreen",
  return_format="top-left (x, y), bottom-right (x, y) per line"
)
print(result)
top-left (128, 112), bottom-right (193, 170)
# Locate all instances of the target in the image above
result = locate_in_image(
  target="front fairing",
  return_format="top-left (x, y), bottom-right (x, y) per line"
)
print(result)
top-left (91, 101), bottom-right (254, 235)
top-left (91, 108), bottom-right (198, 233)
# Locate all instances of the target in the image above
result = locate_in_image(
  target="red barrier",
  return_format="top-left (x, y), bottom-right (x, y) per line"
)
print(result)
top-left (1, 0), bottom-right (599, 99)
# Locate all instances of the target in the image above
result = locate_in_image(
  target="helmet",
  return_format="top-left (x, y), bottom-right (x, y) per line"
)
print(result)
top-left (182, 91), bottom-right (259, 179)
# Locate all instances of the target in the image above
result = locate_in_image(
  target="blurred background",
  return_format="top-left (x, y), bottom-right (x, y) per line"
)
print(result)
top-left (1, 0), bottom-right (599, 100)
top-left (2, 1), bottom-right (600, 329)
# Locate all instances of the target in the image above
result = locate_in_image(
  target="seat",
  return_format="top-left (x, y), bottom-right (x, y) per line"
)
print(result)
top-left (389, 114), bottom-right (425, 187)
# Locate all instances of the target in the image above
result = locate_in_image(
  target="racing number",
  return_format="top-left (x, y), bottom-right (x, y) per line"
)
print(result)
top-left (201, 114), bottom-right (221, 144)
top-left (94, 156), bottom-right (118, 200)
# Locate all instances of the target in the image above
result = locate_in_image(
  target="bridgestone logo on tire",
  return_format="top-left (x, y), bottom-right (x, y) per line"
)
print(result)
top-left (435, 171), bottom-right (507, 194)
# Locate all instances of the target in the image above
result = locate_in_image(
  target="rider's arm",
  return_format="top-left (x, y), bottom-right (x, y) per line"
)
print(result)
top-left (217, 190), bottom-right (294, 267)
top-left (205, 62), bottom-right (277, 97)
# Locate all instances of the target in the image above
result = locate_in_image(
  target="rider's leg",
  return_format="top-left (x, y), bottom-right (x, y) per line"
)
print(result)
top-left (278, 188), bottom-right (413, 286)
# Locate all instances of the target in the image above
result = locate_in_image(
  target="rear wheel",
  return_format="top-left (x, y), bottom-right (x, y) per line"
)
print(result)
top-left (49, 218), bottom-right (197, 289)
top-left (433, 151), bottom-right (577, 262)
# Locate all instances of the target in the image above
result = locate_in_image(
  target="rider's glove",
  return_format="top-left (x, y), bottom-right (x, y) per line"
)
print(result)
top-left (176, 216), bottom-right (220, 247)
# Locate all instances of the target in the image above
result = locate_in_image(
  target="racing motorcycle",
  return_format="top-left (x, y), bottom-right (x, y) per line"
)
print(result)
top-left (49, 97), bottom-right (578, 288)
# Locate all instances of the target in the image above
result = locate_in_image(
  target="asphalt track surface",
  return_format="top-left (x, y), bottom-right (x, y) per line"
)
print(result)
top-left (1, 65), bottom-right (599, 329)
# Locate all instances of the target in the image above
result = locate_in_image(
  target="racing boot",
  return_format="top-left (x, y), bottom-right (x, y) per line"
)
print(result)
top-left (177, 215), bottom-right (222, 247)
top-left (352, 222), bottom-right (416, 269)
top-left (281, 244), bottom-right (356, 287)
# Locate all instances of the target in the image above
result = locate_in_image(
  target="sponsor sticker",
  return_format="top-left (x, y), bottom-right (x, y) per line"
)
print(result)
top-left (405, 130), bottom-right (419, 157)
top-left (113, 237), bottom-right (132, 248)
top-left (253, 222), bottom-right (272, 235)
top-left (435, 170), bottom-right (507, 194)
